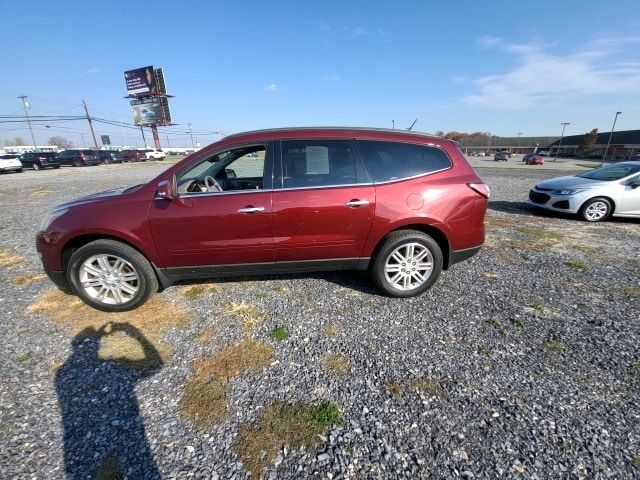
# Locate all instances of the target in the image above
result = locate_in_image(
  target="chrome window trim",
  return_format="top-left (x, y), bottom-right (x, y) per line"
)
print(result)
top-left (177, 188), bottom-right (272, 199)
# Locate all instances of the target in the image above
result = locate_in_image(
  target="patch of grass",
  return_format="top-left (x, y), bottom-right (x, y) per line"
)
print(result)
top-left (322, 354), bottom-right (352, 377)
top-left (196, 324), bottom-right (223, 343)
top-left (477, 346), bottom-right (492, 356)
top-left (484, 216), bottom-right (517, 227)
top-left (16, 352), bottom-right (32, 362)
top-left (0, 249), bottom-right (24, 268)
top-left (531, 302), bottom-right (544, 312)
top-left (544, 341), bottom-right (566, 354)
top-left (510, 317), bottom-right (525, 328)
top-left (565, 259), bottom-right (588, 270)
top-left (410, 377), bottom-right (447, 398)
top-left (93, 453), bottom-right (125, 480)
top-left (183, 285), bottom-right (208, 300)
top-left (483, 272), bottom-right (499, 280)
top-left (323, 322), bottom-right (342, 339)
top-left (271, 285), bottom-right (288, 294)
top-left (514, 226), bottom-right (537, 236)
top-left (180, 338), bottom-right (272, 427)
top-left (270, 325), bottom-right (289, 341)
top-left (222, 301), bottom-right (267, 331)
top-left (622, 287), bottom-right (640, 299)
top-left (30, 188), bottom-right (53, 197)
top-left (27, 290), bottom-right (189, 371)
top-left (234, 401), bottom-right (342, 479)
top-left (634, 454), bottom-right (640, 469)
top-left (10, 273), bottom-right (46, 286)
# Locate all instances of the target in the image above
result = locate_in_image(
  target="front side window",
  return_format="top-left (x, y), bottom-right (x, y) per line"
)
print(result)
top-left (578, 163), bottom-right (640, 181)
top-left (357, 140), bottom-right (452, 183)
top-left (177, 145), bottom-right (266, 195)
top-left (279, 140), bottom-right (369, 188)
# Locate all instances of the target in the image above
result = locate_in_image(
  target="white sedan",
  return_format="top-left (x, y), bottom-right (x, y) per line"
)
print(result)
top-left (0, 154), bottom-right (24, 173)
top-left (528, 161), bottom-right (640, 221)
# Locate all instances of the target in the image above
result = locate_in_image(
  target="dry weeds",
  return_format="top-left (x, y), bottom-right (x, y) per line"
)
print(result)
top-left (323, 322), bottom-right (342, 339)
top-left (179, 338), bottom-right (272, 427)
top-left (0, 249), bottom-right (24, 268)
top-left (222, 301), bottom-right (267, 330)
top-left (27, 290), bottom-right (189, 371)
top-left (322, 354), bottom-right (352, 377)
top-left (11, 273), bottom-right (46, 286)
top-left (410, 377), bottom-right (447, 398)
top-left (234, 402), bottom-right (326, 479)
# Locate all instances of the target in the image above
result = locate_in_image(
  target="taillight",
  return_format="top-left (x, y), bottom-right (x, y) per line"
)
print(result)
top-left (467, 183), bottom-right (490, 199)
top-left (38, 156), bottom-right (46, 160)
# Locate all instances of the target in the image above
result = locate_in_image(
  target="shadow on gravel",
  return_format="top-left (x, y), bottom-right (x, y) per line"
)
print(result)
top-left (489, 200), bottom-right (639, 224)
top-left (175, 270), bottom-right (383, 296)
top-left (55, 323), bottom-right (162, 480)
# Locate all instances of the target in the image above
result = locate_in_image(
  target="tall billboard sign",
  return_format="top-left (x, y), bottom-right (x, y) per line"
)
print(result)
top-left (123, 65), bottom-right (173, 127)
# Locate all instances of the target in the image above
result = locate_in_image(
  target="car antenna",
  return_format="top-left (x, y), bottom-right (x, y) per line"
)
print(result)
top-left (406, 119), bottom-right (418, 131)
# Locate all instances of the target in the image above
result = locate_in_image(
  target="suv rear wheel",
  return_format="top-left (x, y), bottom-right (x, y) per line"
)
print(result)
top-left (370, 230), bottom-right (443, 297)
top-left (67, 239), bottom-right (158, 312)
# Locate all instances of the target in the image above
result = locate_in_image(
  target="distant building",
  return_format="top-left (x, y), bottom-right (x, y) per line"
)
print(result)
top-left (547, 129), bottom-right (640, 159)
top-left (459, 136), bottom-right (559, 155)
top-left (1, 145), bottom-right (59, 154)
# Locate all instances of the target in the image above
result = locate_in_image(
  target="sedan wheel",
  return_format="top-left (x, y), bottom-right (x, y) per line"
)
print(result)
top-left (67, 239), bottom-right (158, 311)
top-left (370, 230), bottom-right (443, 297)
top-left (580, 197), bottom-right (611, 222)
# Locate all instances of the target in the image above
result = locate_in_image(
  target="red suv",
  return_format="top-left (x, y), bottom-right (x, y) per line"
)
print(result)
top-left (36, 128), bottom-right (489, 311)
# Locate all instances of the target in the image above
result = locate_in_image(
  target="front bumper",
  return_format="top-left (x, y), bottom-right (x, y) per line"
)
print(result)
top-left (528, 189), bottom-right (583, 213)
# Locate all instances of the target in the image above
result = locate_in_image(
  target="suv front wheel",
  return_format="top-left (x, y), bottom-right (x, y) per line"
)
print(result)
top-left (67, 239), bottom-right (158, 312)
top-left (370, 230), bottom-right (443, 297)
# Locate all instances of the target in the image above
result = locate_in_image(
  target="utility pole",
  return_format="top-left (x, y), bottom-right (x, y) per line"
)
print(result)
top-left (187, 123), bottom-right (195, 149)
top-left (140, 126), bottom-right (148, 148)
top-left (18, 95), bottom-right (38, 150)
top-left (82, 100), bottom-right (100, 149)
top-left (119, 118), bottom-right (128, 147)
top-left (80, 132), bottom-right (86, 148)
top-left (392, 120), bottom-right (395, 129)
top-left (166, 134), bottom-right (171, 149)
top-left (555, 122), bottom-right (570, 162)
top-left (602, 111), bottom-right (622, 166)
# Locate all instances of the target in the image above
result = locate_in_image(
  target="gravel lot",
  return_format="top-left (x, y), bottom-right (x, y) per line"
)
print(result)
top-left (0, 162), bottom-right (639, 479)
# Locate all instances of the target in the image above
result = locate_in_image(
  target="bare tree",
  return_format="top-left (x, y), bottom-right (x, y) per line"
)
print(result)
top-left (48, 136), bottom-right (74, 149)
top-left (578, 129), bottom-right (598, 157)
top-left (5, 137), bottom-right (26, 146)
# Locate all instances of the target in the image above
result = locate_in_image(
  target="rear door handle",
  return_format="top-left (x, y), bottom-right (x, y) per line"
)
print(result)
top-left (237, 206), bottom-right (265, 213)
top-left (345, 199), bottom-right (370, 208)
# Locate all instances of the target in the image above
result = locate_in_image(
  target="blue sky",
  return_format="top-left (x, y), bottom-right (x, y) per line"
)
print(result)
top-left (1, 0), bottom-right (639, 147)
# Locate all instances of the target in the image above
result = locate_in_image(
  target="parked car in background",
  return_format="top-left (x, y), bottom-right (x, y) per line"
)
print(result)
top-left (525, 155), bottom-right (544, 165)
top-left (97, 150), bottom-right (125, 164)
top-left (36, 127), bottom-right (490, 311)
top-left (0, 154), bottom-right (24, 173)
top-left (494, 152), bottom-right (509, 162)
top-left (121, 150), bottom-right (146, 162)
top-left (19, 151), bottom-right (61, 170)
top-left (142, 148), bottom-right (166, 160)
top-left (56, 150), bottom-right (101, 167)
top-left (528, 161), bottom-right (640, 221)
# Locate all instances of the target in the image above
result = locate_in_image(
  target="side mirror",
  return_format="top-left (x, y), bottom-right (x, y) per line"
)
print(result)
top-left (156, 175), bottom-right (177, 200)
top-left (630, 180), bottom-right (640, 189)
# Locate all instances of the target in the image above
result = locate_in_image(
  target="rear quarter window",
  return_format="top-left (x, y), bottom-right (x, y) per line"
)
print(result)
top-left (357, 140), bottom-right (452, 182)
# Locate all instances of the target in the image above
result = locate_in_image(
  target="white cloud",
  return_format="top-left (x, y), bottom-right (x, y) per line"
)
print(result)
top-left (85, 67), bottom-right (99, 75)
top-left (461, 35), bottom-right (640, 110)
top-left (321, 74), bottom-right (340, 81)
top-left (265, 83), bottom-right (277, 93)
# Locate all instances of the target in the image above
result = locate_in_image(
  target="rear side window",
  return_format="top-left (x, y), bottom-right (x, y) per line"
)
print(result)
top-left (279, 140), bottom-right (370, 188)
top-left (357, 140), bottom-right (452, 182)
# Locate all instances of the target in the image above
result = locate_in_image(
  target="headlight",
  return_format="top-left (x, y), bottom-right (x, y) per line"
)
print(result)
top-left (551, 188), bottom-right (586, 195)
top-left (39, 207), bottom-right (69, 231)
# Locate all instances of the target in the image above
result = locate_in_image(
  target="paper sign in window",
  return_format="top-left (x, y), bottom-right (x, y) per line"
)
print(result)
top-left (306, 146), bottom-right (330, 174)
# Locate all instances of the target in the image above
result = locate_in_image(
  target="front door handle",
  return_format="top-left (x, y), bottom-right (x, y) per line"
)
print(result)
top-left (345, 199), bottom-right (370, 208)
top-left (237, 206), bottom-right (265, 213)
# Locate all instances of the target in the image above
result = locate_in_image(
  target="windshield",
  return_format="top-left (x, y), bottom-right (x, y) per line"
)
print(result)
top-left (578, 163), bottom-right (640, 181)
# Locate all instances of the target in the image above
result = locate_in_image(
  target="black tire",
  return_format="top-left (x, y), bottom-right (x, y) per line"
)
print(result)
top-left (53, 165), bottom-right (60, 169)
top-left (73, 160), bottom-right (83, 167)
top-left (103, 159), bottom-right (111, 165)
top-left (369, 230), bottom-right (443, 298)
top-left (67, 239), bottom-right (158, 312)
top-left (579, 197), bottom-right (612, 222)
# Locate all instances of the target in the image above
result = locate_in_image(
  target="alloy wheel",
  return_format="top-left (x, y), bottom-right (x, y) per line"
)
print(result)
top-left (584, 201), bottom-right (609, 221)
top-left (383, 242), bottom-right (434, 291)
top-left (78, 254), bottom-right (140, 305)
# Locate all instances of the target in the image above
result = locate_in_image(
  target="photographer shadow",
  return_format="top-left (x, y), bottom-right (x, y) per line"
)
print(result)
top-left (55, 323), bottom-right (163, 480)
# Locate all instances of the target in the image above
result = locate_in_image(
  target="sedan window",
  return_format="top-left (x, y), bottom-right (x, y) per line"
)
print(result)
top-left (578, 163), bottom-right (640, 181)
